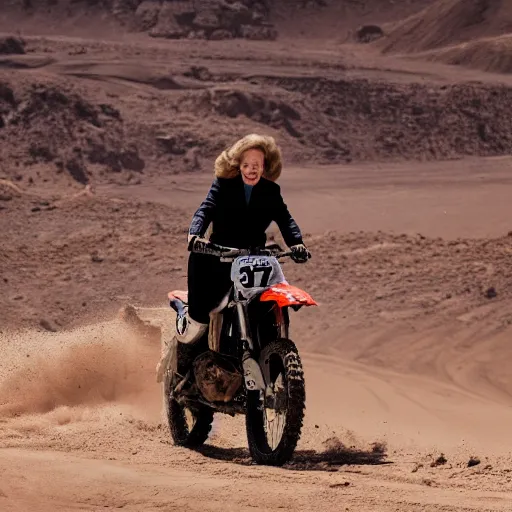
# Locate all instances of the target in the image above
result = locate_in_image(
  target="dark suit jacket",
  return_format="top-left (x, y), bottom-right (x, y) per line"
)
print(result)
top-left (189, 175), bottom-right (303, 249)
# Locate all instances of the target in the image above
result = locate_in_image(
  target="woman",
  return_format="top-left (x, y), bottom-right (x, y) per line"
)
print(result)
top-left (176, 133), bottom-right (310, 348)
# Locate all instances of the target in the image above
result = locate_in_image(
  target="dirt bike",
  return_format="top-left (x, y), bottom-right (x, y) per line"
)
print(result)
top-left (161, 242), bottom-right (316, 466)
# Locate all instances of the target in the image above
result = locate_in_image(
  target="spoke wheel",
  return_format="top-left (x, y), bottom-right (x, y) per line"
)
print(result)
top-left (164, 372), bottom-right (214, 448)
top-left (246, 339), bottom-right (305, 466)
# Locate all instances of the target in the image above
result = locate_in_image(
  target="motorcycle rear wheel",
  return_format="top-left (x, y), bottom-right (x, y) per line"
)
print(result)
top-left (164, 374), bottom-right (214, 448)
top-left (246, 338), bottom-right (305, 466)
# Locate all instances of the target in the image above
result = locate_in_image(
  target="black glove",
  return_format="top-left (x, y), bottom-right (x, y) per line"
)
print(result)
top-left (187, 235), bottom-right (210, 253)
top-left (290, 244), bottom-right (311, 263)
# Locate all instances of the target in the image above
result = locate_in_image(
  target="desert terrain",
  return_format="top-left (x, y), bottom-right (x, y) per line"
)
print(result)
top-left (2, 1), bottom-right (512, 510)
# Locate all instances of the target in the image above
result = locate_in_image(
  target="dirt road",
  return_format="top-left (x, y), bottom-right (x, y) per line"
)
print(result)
top-left (2, 318), bottom-right (512, 512)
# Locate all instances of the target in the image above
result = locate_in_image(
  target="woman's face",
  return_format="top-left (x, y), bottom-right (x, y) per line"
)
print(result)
top-left (240, 148), bottom-right (265, 186)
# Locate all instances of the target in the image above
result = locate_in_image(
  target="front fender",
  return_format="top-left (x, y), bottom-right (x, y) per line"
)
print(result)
top-left (259, 283), bottom-right (317, 308)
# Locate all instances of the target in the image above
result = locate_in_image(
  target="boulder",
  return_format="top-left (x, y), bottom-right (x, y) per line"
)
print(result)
top-left (239, 24), bottom-right (277, 40)
top-left (0, 36), bottom-right (26, 55)
top-left (209, 29), bottom-right (234, 40)
top-left (134, 0), bottom-right (161, 31)
top-left (149, 3), bottom-right (185, 39)
top-left (193, 10), bottom-right (221, 30)
top-left (355, 25), bottom-right (384, 44)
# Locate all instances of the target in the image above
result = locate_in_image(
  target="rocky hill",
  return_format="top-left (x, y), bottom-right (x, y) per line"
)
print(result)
top-left (3, 0), bottom-right (277, 41)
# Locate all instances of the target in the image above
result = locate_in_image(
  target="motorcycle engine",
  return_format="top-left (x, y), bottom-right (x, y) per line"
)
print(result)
top-left (193, 351), bottom-right (243, 403)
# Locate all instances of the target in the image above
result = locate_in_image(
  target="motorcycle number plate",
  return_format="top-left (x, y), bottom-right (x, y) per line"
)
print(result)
top-left (231, 256), bottom-right (285, 300)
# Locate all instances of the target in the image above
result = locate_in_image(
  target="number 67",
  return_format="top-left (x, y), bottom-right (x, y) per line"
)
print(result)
top-left (239, 266), bottom-right (272, 288)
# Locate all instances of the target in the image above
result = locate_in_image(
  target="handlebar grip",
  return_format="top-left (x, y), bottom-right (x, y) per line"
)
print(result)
top-left (190, 239), bottom-right (238, 257)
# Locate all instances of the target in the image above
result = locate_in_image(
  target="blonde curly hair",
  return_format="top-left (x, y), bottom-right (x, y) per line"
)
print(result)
top-left (214, 133), bottom-right (283, 182)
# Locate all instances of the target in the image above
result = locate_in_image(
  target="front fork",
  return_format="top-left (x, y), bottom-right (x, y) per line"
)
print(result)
top-left (275, 305), bottom-right (290, 340)
top-left (236, 302), bottom-right (267, 392)
top-left (236, 301), bottom-right (290, 393)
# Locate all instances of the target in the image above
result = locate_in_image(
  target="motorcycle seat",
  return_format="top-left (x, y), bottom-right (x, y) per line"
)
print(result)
top-left (168, 290), bottom-right (188, 303)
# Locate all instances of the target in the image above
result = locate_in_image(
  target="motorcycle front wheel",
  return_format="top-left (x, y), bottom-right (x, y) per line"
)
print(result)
top-left (245, 338), bottom-right (305, 466)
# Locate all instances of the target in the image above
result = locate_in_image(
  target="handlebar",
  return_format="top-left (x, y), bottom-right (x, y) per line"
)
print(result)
top-left (190, 240), bottom-right (293, 261)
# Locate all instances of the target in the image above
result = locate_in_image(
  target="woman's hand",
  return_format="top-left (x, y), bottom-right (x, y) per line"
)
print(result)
top-left (290, 244), bottom-right (311, 263)
top-left (187, 234), bottom-right (209, 252)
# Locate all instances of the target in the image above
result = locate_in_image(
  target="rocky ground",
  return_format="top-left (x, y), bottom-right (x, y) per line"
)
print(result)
top-left (2, 1), bottom-right (512, 511)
